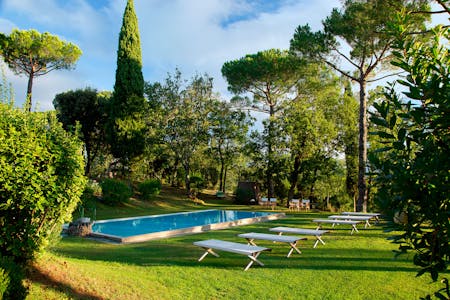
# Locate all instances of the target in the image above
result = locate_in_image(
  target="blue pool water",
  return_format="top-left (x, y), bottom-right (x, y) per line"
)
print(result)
top-left (91, 209), bottom-right (280, 242)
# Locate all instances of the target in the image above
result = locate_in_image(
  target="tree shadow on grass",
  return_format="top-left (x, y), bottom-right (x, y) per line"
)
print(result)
top-left (27, 264), bottom-right (103, 300)
top-left (54, 234), bottom-right (420, 274)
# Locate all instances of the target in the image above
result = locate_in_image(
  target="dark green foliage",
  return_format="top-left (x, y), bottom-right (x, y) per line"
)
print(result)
top-left (222, 49), bottom-right (306, 198)
top-left (190, 175), bottom-right (206, 196)
top-left (420, 279), bottom-right (450, 300)
top-left (138, 179), bottom-right (162, 200)
top-left (145, 70), bottom-right (215, 195)
top-left (0, 256), bottom-right (27, 300)
top-left (100, 178), bottom-right (132, 205)
top-left (113, 0), bottom-right (143, 100)
top-left (108, 0), bottom-right (146, 165)
top-left (0, 105), bottom-right (86, 265)
top-left (108, 97), bottom-right (147, 162)
top-left (80, 183), bottom-right (98, 207)
top-left (234, 188), bottom-right (254, 205)
top-left (53, 88), bottom-right (107, 176)
top-left (208, 100), bottom-right (252, 192)
top-left (340, 82), bottom-right (359, 203)
top-left (221, 49), bottom-right (304, 98)
top-left (290, 0), bottom-right (429, 212)
top-left (0, 267), bottom-right (9, 299)
top-left (370, 25), bottom-right (449, 285)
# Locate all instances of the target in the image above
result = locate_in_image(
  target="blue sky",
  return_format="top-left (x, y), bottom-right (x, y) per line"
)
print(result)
top-left (0, 0), bottom-right (345, 110)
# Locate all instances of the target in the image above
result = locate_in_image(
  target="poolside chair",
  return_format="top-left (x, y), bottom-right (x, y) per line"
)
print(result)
top-left (269, 198), bottom-right (277, 210)
top-left (301, 199), bottom-right (310, 211)
top-left (259, 197), bottom-right (269, 206)
top-left (289, 199), bottom-right (300, 211)
top-left (194, 239), bottom-right (271, 271)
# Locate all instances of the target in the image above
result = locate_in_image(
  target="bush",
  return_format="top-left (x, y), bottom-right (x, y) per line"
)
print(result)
top-left (0, 105), bottom-right (86, 265)
top-left (0, 269), bottom-right (9, 299)
top-left (138, 179), bottom-right (161, 200)
top-left (100, 178), bottom-right (132, 205)
top-left (189, 175), bottom-right (206, 197)
top-left (0, 256), bottom-right (28, 300)
top-left (80, 180), bottom-right (101, 206)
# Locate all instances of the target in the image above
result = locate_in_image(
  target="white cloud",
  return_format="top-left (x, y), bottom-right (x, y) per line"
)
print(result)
top-left (1, 0), bottom-right (341, 110)
top-left (136, 0), bottom-right (340, 96)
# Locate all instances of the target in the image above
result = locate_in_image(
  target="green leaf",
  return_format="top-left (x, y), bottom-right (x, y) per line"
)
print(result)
top-left (377, 132), bottom-right (395, 139)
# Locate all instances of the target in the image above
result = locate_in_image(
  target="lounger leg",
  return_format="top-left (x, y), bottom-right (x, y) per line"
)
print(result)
top-left (316, 224), bottom-right (322, 230)
top-left (313, 236), bottom-right (325, 248)
top-left (351, 225), bottom-right (359, 235)
top-left (246, 238), bottom-right (257, 246)
top-left (287, 242), bottom-right (302, 257)
top-left (365, 220), bottom-right (371, 228)
top-left (244, 252), bottom-right (264, 271)
top-left (198, 248), bottom-right (220, 261)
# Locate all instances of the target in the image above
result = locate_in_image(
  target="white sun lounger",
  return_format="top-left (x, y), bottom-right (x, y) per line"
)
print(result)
top-left (341, 212), bottom-right (381, 223)
top-left (312, 219), bottom-right (361, 235)
top-left (328, 215), bottom-right (373, 228)
top-left (269, 227), bottom-right (329, 248)
top-left (193, 239), bottom-right (271, 271)
top-left (238, 232), bottom-right (306, 258)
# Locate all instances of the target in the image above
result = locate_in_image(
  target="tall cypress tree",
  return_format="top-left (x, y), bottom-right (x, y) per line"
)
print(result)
top-left (108, 0), bottom-right (146, 170)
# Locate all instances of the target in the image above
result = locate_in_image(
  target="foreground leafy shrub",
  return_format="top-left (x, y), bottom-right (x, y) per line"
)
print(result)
top-left (369, 25), bottom-right (449, 298)
top-left (100, 178), bottom-right (132, 205)
top-left (0, 105), bottom-right (86, 267)
top-left (0, 256), bottom-right (28, 300)
top-left (138, 179), bottom-right (161, 200)
top-left (0, 268), bottom-right (9, 299)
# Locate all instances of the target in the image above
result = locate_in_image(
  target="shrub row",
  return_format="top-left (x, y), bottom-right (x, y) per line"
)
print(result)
top-left (97, 178), bottom-right (162, 205)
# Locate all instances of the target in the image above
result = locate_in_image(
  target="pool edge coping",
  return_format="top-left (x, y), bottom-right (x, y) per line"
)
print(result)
top-left (88, 211), bottom-right (286, 244)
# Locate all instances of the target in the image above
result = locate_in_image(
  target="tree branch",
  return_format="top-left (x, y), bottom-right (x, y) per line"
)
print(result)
top-left (323, 59), bottom-right (359, 82)
top-left (410, 9), bottom-right (448, 14)
top-left (365, 43), bottom-right (391, 77)
top-left (367, 71), bottom-right (406, 83)
top-left (332, 47), bottom-right (360, 69)
top-left (436, 0), bottom-right (450, 13)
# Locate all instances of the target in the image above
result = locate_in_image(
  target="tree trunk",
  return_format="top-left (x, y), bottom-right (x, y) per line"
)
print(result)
top-left (219, 151), bottom-right (225, 192)
top-left (223, 167), bottom-right (228, 192)
top-left (84, 142), bottom-right (91, 176)
top-left (26, 72), bottom-right (34, 112)
top-left (287, 154), bottom-right (301, 207)
top-left (267, 105), bottom-right (275, 199)
top-left (184, 163), bottom-right (191, 196)
top-left (357, 78), bottom-right (368, 212)
top-left (171, 157), bottom-right (179, 187)
top-left (345, 139), bottom-right (358, 210)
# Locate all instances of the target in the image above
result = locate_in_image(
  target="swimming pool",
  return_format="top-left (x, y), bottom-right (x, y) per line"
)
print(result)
top-left (90, 209), bottom-right (285, 243)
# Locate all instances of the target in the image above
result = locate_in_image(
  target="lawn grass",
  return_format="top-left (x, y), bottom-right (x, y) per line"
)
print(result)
top-left (26, 189), bottom-right (445, 299)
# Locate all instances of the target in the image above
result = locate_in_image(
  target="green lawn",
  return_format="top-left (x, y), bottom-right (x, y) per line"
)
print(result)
top-left (26, 191), bottom-right (444, 299)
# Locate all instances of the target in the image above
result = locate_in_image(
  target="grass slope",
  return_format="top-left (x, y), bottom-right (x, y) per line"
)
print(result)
top-left (26, 188), bottom-right (443, 299)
